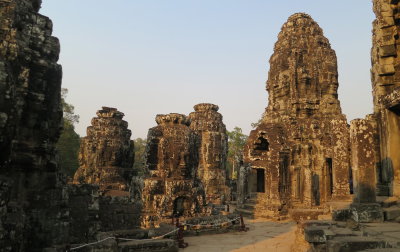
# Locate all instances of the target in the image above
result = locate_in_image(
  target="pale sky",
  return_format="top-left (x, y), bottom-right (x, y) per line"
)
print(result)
top-left (40, 1), bottom-right (375, 139)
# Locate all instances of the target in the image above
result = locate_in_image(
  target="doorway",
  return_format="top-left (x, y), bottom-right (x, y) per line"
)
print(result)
top-left (173, 197), bottom-right (189, 217)
top-left (279, 154), bottom-right (290, 198)
top-left (256, 169), bottom-right (265, 193)
top-left (326, 158), bottom-right (333, 197)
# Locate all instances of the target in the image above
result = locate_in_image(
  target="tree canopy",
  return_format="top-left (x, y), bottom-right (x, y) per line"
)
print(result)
top-left (133, 138), bottom-right (147, 175)
top-left (227, 127), bottom-right (248, 179)
top-left (56, 88), bottom-right (81, 177)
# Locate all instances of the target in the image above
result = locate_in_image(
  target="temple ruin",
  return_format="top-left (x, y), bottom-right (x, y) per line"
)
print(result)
top-left (294, 1), bottom-right (400, 251)
top-left (140, 113), bottom-right (206, 227)
top-left (73, 107), bottom-right (134, 192)
top-left (0, 0), bottom-right (67, 249)
top-left (188, 103), bottom-right (230, 204)
top-left (1, 0), bottom-right (400, 251)
top-left (334, 0), bottom-right (400, 225)
top-left (371, 0), bottom-right (400, 198)
top-left (241, 13), bottom-right (351, 219)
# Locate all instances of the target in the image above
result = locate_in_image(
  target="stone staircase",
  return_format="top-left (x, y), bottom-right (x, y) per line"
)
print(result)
top-left (234, 195), bottom-right (257, 218)
top-left (376, 184), bottom-right (391, 196)
top-left (300, 197), bottom-right (400, 251)
top-left (379, 197), bottom-right (400, 222)
top-left (301, 220), bottom-right (400, 252)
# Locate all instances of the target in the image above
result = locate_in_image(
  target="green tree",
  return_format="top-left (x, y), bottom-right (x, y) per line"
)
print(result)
top-left (227, 127), bottom-right (248, 179)
top-left (133, 138), bottom-right (147, 176)
top-left (56, 88), bottom-right (81, 177)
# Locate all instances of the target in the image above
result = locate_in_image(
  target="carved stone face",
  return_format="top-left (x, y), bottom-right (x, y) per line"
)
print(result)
top-left (266, 13), bottom-right (340, 118)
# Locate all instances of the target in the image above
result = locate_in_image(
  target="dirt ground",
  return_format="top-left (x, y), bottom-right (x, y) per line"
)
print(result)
top-left (180, 218), bottom-right (297, 252)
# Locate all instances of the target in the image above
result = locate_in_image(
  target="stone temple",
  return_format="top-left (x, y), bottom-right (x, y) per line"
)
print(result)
top-left (241, 13), bottom-right (351, 219)
top-left (140, 113), bottom-right (206, 227)
top-left (73, 107), bottom-right (134, 192)
top-left (188, 103), bottom-right (230, 204)
top-left (2, 0), bottom-right (400, 251)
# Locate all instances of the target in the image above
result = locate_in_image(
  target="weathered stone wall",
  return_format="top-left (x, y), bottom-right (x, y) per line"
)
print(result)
top-left (188, 103), bottom-right (229, 204)
top-left (99, 195), bottom-right (142, 231)
top-left (67, 184), bottom-right (101, 244)
top-left (73, 107), bottom-right (134, 192)
top-left (372, 0), bottom-right (400, 197)
top-left (141, 113), bottom-right (206, 227)
top-left (244, 13), bottom-right (351, 218)
top-left (67, 184), bottom-right (142, 245)
top-left (0, 0), bottom-right (67, 250)
top-left (350, 117), bottom-right (379, 204)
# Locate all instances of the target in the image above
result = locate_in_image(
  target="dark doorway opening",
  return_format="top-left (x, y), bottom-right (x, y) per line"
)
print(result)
top-left (279, 154), bottom-right (290, 196)
top-left (326, 158), bottom-right (333, 196)
top-left (349, 166), bottom-right (353, 194)
top-left (147, 139), bottom-right (159, 170)
top-left (312, 174), bottom-right (320, 206)
top-left (256, 169), bottom-right (265, 193)
top-left (295, 168), bottom-right (302, 200)
top-left (173, 197), bottom-right (188, 217)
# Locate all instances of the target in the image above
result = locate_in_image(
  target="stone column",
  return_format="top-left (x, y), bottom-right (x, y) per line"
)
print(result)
top-left (349, 118), bottom-right (383, 222)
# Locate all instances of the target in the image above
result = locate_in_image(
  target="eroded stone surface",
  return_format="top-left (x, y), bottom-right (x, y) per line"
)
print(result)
top-left (371, 0), bottom-right (400, 197)
top-left (350, 117), bottom-right (379, 204)
top-left (188, 103), bottom-right (229, 204)
top-left (73, 107), bottom-right (134, 191)
top-left (243, 13), bottom-right (351, 219)
top-left (0, 0), bottom-right (66, 250)
top-left (140, 113), bottom-right (206, 227)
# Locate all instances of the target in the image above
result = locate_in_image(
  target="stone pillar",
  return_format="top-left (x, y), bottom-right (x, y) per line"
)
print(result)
top-left (349, 118), bottom-right (383, 222)
top-left (237, 163), bottom-right (250, 206)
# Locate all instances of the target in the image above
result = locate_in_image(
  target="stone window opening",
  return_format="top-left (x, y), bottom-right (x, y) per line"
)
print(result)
top-left (254, 135), bottom-right (269, 151)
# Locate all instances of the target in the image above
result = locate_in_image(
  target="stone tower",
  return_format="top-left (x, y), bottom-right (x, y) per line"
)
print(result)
top-left (188, 103), bottom-right (229, 204)
top-left (140, 113), bottom-right (205, 227)
top-left (370, 0), bottom-right (400, 197)
top-left (243, 13), bottom-right (351, 219)
top-left (73, 107), bottom-right (134, 192)
top-left (0, 0), bottom-right (67, 249)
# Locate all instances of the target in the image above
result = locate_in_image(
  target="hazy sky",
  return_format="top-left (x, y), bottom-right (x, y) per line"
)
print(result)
top-left (40, 1), bottom-right (375, 139)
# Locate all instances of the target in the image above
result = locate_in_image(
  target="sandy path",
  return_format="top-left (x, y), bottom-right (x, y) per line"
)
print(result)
top-left (180, 219), bottom-right (296, 252)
